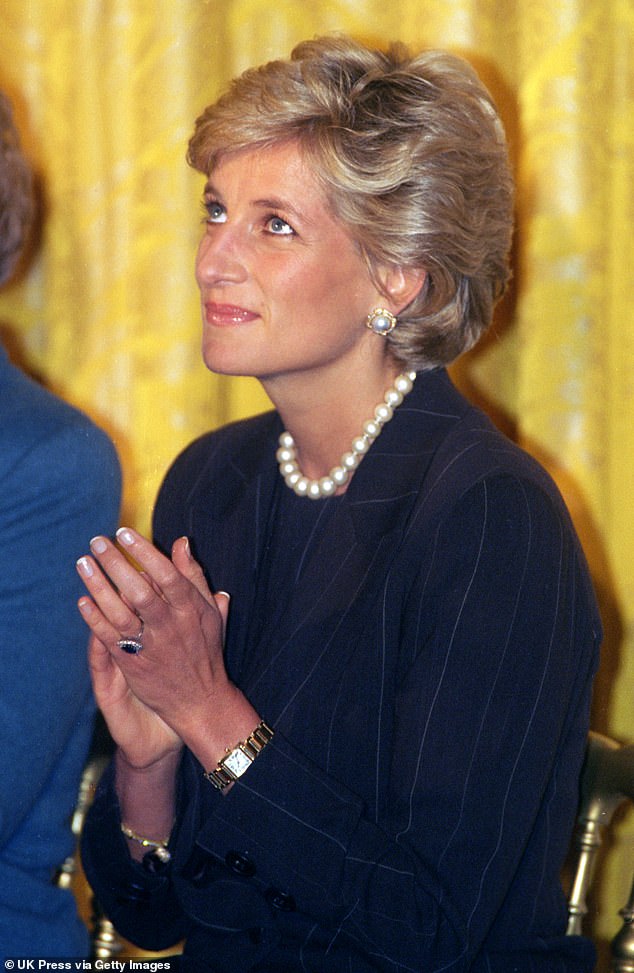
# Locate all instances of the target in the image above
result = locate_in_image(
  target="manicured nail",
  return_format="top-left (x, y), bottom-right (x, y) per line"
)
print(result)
top-left (90, 537), bottom-right (107, 555)
top-left (116, 527), bottom-right (135, 547)
top-left (77, 557), bottom-right (94, 578)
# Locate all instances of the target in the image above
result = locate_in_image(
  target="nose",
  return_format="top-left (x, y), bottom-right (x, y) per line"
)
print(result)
top-left (195, 227), bottom-right (248, 288)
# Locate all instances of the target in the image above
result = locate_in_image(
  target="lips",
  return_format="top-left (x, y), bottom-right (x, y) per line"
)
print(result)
top-left (203, 302), bottom-right (259, 326)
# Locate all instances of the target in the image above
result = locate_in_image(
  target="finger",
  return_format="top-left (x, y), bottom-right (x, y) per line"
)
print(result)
top-left (87, 633), bottom-right (124, 689)
top-left (77, 558), bottom-right (142, 639)
top-left (171, 537), bottom-right (216, 606)
top-left (91, 533), bottom-right (160, 602)
top-left (87, 632), bottom-right (110, 671)
top-left (114, 528), bottom-right (200, 614)
top-left (139, 571), bottom-right (165, 599)
top-left (213, 591), bottom-right (231, 639)
top-left (88, 533), bottom-right (180, 624)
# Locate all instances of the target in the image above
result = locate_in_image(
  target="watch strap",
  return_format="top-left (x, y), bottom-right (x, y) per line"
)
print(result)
top-left (204, 720), bottom-right (274, 791)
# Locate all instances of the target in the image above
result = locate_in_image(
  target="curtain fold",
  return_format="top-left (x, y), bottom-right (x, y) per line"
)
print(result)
top-left (1, 0), bottom-right (632, 953)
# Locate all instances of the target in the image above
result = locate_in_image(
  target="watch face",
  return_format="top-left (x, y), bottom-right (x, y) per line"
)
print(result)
top-left (224, 748), bottom-right (252, 777)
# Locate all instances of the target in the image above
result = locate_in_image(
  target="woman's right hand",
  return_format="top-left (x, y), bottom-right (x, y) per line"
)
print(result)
top-left (87, 631), bottom-right (183, 770)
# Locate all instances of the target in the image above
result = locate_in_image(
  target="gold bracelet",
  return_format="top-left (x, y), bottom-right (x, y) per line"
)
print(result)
top-left (120, 823), bottom-right (172, 863)
top-left (204, 720), bottom-right (274, 791)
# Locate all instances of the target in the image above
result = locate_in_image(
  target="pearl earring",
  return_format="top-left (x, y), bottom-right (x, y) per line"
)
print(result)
top-left (366, 307), bottom-right (397, 336)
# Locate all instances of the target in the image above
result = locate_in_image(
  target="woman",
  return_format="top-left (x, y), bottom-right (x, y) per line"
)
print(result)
top-left (77, 36), bottom-right (600, 971)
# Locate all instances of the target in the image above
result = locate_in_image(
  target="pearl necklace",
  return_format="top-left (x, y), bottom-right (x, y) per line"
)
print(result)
top-left (276, 370), bottom-right (417, 499)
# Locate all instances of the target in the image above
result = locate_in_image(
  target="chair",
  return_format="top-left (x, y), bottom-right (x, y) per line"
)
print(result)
top-left (67, 732), bottom-right (633, 964)
top-left (567, 731), bottom-right (634, 971)
top-left (57, 753), bottom-right (123, 959)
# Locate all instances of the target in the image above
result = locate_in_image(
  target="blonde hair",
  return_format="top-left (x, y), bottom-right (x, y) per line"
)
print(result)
top-left (0, 92), bottom-right (33, 287)
top-left (188, 35), bottom-right (514, 370)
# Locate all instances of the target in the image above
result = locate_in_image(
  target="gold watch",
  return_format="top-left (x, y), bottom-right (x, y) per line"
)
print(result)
top-left (204, 721), bottom-right (274, 791)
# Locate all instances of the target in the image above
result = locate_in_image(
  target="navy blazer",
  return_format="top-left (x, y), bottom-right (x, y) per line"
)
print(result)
top-left (0, 346), bottom-right (121, 958)
top-left (83, 368), bottom-right (600, 972)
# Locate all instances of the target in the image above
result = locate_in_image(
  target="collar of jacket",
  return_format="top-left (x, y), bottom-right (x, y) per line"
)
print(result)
top-left (202, 368), bottom-right (469, 548)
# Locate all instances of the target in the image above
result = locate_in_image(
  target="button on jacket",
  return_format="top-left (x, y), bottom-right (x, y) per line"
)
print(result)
top-left (82, 368), bottom-right (600, 972)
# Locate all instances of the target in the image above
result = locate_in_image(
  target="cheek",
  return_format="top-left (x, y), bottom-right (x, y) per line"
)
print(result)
top-left (194, 239), bottom-right (209, 286)
top-left (293, 252), bottom-right (369, 306)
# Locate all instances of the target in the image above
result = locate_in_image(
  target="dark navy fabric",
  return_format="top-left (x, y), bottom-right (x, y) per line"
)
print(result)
top-left (82, 367), bottom-right (600, 971)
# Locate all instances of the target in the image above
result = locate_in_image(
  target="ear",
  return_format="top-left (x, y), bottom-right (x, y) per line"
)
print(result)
top-left (377, 265), bottom-right (427, 315)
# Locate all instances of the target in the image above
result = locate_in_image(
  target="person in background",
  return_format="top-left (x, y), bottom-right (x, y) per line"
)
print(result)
top-left (78, 36), bottom-right (600, 971)
top-left (0, 90), bottom-right (121, 958)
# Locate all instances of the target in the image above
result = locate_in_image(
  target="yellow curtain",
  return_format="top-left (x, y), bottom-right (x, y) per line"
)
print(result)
top-left (1, 0), bottom-right (632, 951)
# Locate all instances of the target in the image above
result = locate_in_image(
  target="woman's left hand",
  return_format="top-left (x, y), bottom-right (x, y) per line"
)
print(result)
top-left (77, 528), bottom-right (254, 757)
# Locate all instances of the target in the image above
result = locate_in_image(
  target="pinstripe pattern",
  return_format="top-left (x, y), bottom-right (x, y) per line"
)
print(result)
top-left (83, 368), bottom-right (600, 971)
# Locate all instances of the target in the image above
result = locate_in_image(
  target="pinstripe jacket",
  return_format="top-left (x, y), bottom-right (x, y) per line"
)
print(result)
top-left (83, 367), bottom-right (600, 972)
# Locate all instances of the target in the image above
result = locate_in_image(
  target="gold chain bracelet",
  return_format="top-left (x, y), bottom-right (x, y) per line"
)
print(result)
top-left (120, 822), bottom-right (172, 863)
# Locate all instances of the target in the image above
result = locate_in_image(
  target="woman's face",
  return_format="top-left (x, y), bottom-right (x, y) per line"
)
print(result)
top-left (195, 140), bottom-right (392, 391)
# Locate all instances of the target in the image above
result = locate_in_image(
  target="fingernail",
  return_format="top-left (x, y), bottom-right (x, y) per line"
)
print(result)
top-left (217, 590), bottom-right (231, 601)
top-left (90, 537), bottom-right (107, 555)
top-left (116, 527), bottom-right (135, 547)
top-left (77, 557), bottom-right (94, 578)
top-left (183, 537), bottom-right (191, 558)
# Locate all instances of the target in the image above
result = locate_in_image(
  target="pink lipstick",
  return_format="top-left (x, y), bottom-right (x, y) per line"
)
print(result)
top-left (203, 302), bottom-right (259, 326)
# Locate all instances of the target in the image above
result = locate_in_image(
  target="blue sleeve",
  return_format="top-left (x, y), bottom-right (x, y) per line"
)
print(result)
top-left (0, 415), bottom-right (121, 845)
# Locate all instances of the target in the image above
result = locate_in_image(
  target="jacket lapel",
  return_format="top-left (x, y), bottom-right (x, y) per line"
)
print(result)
top-left (192, 370), bottom-right (470, 708)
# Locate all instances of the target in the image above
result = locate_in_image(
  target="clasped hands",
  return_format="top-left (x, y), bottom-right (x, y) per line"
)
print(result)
top-left (76, 528), bottom-right (253, 772)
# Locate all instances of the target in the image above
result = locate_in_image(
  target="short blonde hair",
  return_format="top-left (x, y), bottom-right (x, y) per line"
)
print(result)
top-left (188, 35), bottom-right (514, 370)
top-left (0, 92), bottom-right (33, 287)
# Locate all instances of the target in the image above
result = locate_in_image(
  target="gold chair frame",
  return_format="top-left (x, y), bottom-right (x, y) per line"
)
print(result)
top-left (57, 754), bottom-right (123, 959)
top-left (567, 732), bottom-right (634, 971)
top-left (63, 731), bottom-right (634, 965)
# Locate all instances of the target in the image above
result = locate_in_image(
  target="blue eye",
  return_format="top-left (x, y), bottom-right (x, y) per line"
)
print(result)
top-left (204, 200), bottom-right (226, 223)
top-left (267, 216), bottom-right (294, 235)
